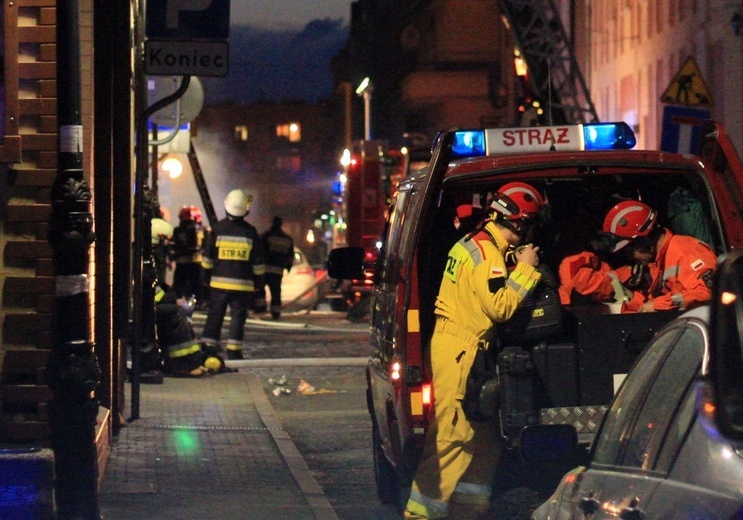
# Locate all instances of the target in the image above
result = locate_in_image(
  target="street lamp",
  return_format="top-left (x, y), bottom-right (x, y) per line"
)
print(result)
top-left (161, 155), bottom-right (183, 179)
top-left (356, 77), bottom-right (373, 141)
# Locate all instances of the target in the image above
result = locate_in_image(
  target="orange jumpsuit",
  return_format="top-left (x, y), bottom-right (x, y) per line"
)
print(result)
top-left (557, 251), bottom-right (647, 310)
top-left (644, 229), bottom-right (716, 310)
top-left (404, 221), bottom-right (541, 519)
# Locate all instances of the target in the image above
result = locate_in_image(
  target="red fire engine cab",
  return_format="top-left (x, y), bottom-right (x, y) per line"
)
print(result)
top-left (333, 140), bottom-right (430, 309)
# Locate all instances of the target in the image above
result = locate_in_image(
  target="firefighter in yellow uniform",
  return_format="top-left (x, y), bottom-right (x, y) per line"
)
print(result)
top-left (405, 182), bottom-right (545, 519)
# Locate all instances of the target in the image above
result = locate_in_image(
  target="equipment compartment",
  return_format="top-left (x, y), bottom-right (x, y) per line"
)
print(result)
top-left (563, 307), bottom-right (681, 405)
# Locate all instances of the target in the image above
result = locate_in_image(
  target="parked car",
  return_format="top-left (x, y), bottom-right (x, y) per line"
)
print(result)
top-left (530, 249), bottom-right (743, 519)
top-left (281, 247), bottom-right (320, 309)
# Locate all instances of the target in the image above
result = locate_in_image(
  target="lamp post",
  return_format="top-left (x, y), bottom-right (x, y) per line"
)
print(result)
top-left (356, 77), bottom-right (373, 141)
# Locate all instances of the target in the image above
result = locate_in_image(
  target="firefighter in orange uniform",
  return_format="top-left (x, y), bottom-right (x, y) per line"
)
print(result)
top-left (404, 182), bottom-right (544, 519)
top-left (601, 200), bottom-right (716, 312)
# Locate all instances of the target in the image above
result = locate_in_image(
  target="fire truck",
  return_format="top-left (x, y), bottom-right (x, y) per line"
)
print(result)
top-left (331, 139), bottom-right (430, 313)
top-left (328, 120), bottom-right (743, 507)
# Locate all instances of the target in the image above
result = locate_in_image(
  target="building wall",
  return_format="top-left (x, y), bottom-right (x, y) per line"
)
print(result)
top-left (577, 0), bottom-right (743, 150)
top-left (398, 0), bottom-right (516, 135)
top-left (0, 0), bottom-right (99, 445)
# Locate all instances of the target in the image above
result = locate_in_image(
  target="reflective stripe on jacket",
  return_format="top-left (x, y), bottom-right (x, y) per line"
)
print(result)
top-left (201, 217), bottom-right (265, 292)
top-left (434, 220), bottom-right (541, 338)
top-left (648, 229), bottom-right (716, 310)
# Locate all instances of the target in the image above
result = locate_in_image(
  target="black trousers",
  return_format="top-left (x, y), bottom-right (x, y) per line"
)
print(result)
top-left (201, 289), bottom-right (253, 346)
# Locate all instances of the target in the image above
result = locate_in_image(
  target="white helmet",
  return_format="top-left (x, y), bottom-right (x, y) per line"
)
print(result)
top-left (151, 217), bottom-right (174, 244)
top-left (224, 189), bottom-right (250, 218)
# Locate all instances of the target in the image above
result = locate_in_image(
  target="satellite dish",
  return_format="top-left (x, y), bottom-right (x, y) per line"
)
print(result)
top-left (148, 76), bottom-right (204, 127)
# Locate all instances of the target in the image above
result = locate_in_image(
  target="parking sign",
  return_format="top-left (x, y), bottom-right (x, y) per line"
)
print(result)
top-left (146, 0), bottom-right (230, 40)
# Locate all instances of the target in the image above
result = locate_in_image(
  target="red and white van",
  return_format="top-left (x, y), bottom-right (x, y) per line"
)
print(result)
top-left (329, 120), bottom-right (743, 506)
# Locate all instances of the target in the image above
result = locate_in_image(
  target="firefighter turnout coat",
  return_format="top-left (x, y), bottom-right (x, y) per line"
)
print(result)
top-left (405, 220), bottom-right (541, 519)
top-left (201, 217), bottom-right (265, 293)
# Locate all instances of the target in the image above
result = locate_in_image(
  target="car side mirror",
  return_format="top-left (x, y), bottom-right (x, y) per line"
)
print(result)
top-left (327, 247), bottom-right (365, 280)
top-left (709, 249), bottom-right (743, 439)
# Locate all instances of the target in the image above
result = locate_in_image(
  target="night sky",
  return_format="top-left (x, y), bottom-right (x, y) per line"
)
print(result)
top-left (200, 1), bottom-right (352, 105)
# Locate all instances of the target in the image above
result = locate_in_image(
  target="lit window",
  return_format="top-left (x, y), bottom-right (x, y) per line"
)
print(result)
top-left (234, 125), bottom-right (249, 141)
top-left (276, 122), bottom-right (301, 142)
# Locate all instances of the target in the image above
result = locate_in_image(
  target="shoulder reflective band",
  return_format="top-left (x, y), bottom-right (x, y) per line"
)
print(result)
top-left (450, 122), bottom-right (636, 158)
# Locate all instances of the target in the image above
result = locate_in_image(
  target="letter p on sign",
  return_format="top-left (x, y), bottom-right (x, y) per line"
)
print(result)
top-left (146, 0), bottom-right (229, 40)
top-left (167, 0), bottom-right (214, 29)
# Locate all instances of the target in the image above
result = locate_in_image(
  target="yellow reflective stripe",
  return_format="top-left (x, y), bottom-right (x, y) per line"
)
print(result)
top-left (451, 481), bottom-right (491, 506)
top-left (218, 247), bottom-right (252, 261)
top-left (155, 287), bottom-right (165, 302)
top-left (410, 391), bottom-right (423, 416)
top-left (216, 236), bottom-right (253, 261)
top-left (406, 490), bottom-right (448, 519)
top-left (215, 235), bottom-right (251, 246)
top-left (253, 263), bottom-right (265, 276)
top-left (202, 258), bottom-right (214, 269)
top-left (169, 342), bottom-right (201, 358)
top-left (265, 265), bottom-right (285, 275)
top-left (407, 309), bottom-right (420, 333)
top-left (226, 340), bottom-right (242, 351)
top-left (210, 277), bottom-right (255, 292)
top-left (506, 265), bottom-right (539, 298)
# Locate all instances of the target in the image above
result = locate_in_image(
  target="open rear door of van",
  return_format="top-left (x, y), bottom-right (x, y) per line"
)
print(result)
top-left (699, 120), bottom-right (743, 248)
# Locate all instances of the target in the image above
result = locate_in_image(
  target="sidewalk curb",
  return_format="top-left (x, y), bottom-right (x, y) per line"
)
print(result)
top-left (246, 375), bottom-right (340, 520)
top-left (227, 357), bottom-right (368, 368)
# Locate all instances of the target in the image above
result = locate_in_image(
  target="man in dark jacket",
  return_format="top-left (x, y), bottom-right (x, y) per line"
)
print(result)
top-left (172, 205), bottom-right (203, 301)
top-left (200, 189), bottom-right (265, 361)
top-left (255, 216), bottom-right (294, 319)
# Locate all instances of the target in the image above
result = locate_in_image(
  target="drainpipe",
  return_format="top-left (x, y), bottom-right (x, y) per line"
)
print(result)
top-left (46, 0), bottom-right (101, 517)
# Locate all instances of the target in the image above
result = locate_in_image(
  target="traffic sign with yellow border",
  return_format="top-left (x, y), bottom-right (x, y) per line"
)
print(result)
top-left (660, 57), bottom-right (713, 107)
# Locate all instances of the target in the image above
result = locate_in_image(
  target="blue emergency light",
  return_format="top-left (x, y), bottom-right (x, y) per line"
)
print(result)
top-left (451, 130), bottom-right (486, 158)
top-left (449, 122), bottom-right (636, 159)
top-left (583, 122), bottom-right (637, 150)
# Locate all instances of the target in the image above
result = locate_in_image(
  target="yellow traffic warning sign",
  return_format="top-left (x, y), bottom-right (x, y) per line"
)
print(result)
top-left (661, 57), bottom-right (713, 107)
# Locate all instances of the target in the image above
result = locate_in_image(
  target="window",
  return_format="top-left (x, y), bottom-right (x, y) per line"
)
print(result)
top-left (592, 326), bottom-right (683, 466)
top-left (276, 122), bottom-right (301, 142)
top-left (234, 125), bottom-right (248, 141)
top-left (621, 327), bottom-right (704, 469)
top-left (591, 324), bottom-right (705, 470)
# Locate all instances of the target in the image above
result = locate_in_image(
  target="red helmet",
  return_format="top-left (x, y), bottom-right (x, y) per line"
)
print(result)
top-left (190, 205), bottom-right (202, 224)
top-left (490, 182), bottom-right (545, 221)
top-left (603, 200), bottom-right (658, 252)
top-left (178, 206), bottom-right (192, 220)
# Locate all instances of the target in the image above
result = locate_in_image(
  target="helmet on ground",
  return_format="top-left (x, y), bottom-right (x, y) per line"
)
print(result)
top-left (602, 200), bottom-right (658, 252)
top-left (490, 181), bottom-right (545, 221)
top-left (178, 206), bottom-right (192, 220)
top-left (224, 189), bottom-right (250, 218)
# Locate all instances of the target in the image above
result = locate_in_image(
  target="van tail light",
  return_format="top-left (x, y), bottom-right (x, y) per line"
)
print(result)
top-left (390, 361), bottom-right (402, 381)
top-left (409, 383), bottom-right (433, 437)
top-left (421, 383), bottom-right (432, 406)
